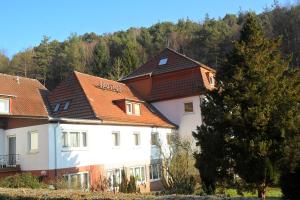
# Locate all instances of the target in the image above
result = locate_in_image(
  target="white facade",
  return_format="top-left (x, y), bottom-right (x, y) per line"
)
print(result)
top-left (2, 124), bottom-right (50, 171)
top-left (1, 123), bottom-right (172, 173)
top-left (49, 123), bottom-right (171, 170)
top-left (152, 95), bottom-right (204, 145)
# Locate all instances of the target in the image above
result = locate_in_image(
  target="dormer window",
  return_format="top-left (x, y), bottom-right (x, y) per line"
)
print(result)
top-left (0, 98), bottom-right (10, 114)
top-left (126, 102), bottom-right (141, 116)
top-left (208, 74), bottom-right (215, 86)
top-left (158, 58), bottom-right (168, 65)
top-left (53, 103), bottom-right (60, 113)
top-left (126, 102), bottom-right (133, 115)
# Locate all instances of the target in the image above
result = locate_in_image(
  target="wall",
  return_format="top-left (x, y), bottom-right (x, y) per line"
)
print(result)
top-left (0, 129), bottom-right (4, 155)
top-left (4, 124), bottom-right (50, 171)
top-left (152, 95), bottom-right (203, 144)
top-left (48, 123), bottom-right (172, 170)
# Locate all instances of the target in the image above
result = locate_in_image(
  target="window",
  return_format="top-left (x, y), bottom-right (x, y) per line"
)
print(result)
top-left (167, 134), bottom-right (175, 145)
top-left (112, 132), bottom-right (120, 146)
top-left (133, 133), bottom-right (140, 146)
top-left (28, 131), bottom-right (38, 152)
top-left (158, 58), bottom-right (168, 65)
top-left (63, 101), bottom-right (71, 110)
top-left (208, 74), bottom-right (215, 85)
top-left (150, 164), bottom-right (161, 180)
top-left (130, 166), bottom-right (146, 182)
top-left (184, 102), bottom-right (194, 113)
top-left (0, 98), bottom-right (10, 114)
top-left (126, 103), bottom-right (132, 114)
top-left (64, 172), bottom-right (89, 189)
top-left (53, 103), bottom-right (60, 112)
top-left (133, 103), bottom-right (141, 115)
top-left (62, 131), bottom-right (87, 149)
top-left (107, 168), bottom-right (122, 187)
top-left (151, 132), bottom-right (159, 146)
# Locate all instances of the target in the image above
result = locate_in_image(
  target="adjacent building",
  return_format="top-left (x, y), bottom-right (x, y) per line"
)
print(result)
top-left (0, 48), bottom-right (215, 192)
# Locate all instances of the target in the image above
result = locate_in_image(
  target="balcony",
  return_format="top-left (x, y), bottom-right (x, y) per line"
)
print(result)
top-left (0, 154), bottom-right (20, 172)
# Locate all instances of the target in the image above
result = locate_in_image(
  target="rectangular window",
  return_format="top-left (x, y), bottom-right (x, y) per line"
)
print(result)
top-left (0, 98), bottom-right (10, 114)
top-left (126, 103), bottom-right (132, 114)
top-left (184, 102), bottom-right (194, 113)
top-left (167, 134), bottom-right (175, 145)
top-left (133, 103), bottom-right (141, 115)
top-left (112, 132), bottom-right (120, 146)
top-left (151, 132), bottom-right (159, 146)
top-left (133, 133), bottom-right (140, 146)
top-left (130, 166), bottom-right (146, 182)
top-left (209, 75), bottom-right (215, 85)
top-left (150, 164), bottom-right (161, 180)
top-left (63, 101), bottom-right (71, 110)
top-left (65, 172), bottom-right (89, 189)
top-left (28, 131), bottom-right (38, 152)
top-left (62, 131), bottom-right (87, 149)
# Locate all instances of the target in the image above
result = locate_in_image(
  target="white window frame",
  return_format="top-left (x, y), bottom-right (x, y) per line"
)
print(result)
top-left (151, 132), bottom-right (159, 146)
top-left (184, 101), bottom-right (194, 113)
top-left (0, 98), bottom-right (10, 114)
top-left (209, 74), bottom-right (215, 86)
top-left (150, 163), bottom-right (162, 181)
top-left (126, 102), bottom-right (133, 115)
top-left (28, 131), bottom-right (39, 153)
top-left (133, 103), bottom-right (141, 116)
top-left (61, 130), bottom-right (88, 151)
top-left (130, 166), bottom-right (146, 183)
top-left (112, 132), bottom-right (120, 147)
top-left (64, 171), bottom-right (90, 190)
top-left (133, 132), bottom-right (141, 146)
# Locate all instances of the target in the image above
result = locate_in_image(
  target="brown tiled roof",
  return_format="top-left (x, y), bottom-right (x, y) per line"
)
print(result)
top-left (0, 73), bottom-right (48, 118)
top-left (122, 48), bottom-right (215, 80)
top-left (47, 73), bottom-right (96, 119)
top-left (48, 71), bottom-right (175, 128)
top-left (122, 48), bottom-right (216, 102)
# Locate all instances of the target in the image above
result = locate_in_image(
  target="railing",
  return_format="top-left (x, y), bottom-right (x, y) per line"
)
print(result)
top-left (0, 154), bottom-right (20, 168)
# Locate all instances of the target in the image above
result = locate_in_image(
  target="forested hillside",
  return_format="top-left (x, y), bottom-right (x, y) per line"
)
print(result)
top-left (0, 3), bottom-right (299, 90)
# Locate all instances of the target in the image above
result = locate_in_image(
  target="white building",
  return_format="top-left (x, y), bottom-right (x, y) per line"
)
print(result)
top-left (0, 48), bottom-right (215, 192)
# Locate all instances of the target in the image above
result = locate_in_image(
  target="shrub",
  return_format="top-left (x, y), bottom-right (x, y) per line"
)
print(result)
top-left (127, 176), bottom-right (136, 193)
top-left (119, 169), bottom-right (128, 193)
top-left (280, 167), bottom-right (300, 200)
top-left (0, 173), bottom-right (45, 189)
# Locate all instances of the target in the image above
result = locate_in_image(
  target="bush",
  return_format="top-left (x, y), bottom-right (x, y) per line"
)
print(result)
top-left (127, 176), bottom-right (136, 193)
top-left (0, 173), bottom-right (45, 189)
top-left (280, 167), bottom-right (300, 200)
top-left (119, 169), bottom-right (128, 193)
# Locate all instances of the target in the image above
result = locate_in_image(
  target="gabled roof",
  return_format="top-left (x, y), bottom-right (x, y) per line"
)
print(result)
top-left (0, 73), bottom-right (48, 118)
top-left (122, 48), bottom-right (215, 81)
top-left (48, 71), bottom-right (175, 128)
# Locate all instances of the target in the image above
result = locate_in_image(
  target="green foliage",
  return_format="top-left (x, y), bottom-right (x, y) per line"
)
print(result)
top-left (127, 176), bottom-right (137, 193)
top-left (194, 12), bottom-right (300, 198)
top-left (0, 173), bottom-right (45, 189)
top-left (160, 139), bottom-right (198, 194)
top-left (119, 169), bottom-right (128, 193)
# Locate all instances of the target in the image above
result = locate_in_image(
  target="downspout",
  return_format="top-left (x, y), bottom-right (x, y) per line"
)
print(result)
top-left (54, 121), bottom-right (60, 181)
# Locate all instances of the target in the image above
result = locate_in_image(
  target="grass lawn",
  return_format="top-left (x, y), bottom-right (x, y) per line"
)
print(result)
top-left (223, 187), bottom-right (282, 198)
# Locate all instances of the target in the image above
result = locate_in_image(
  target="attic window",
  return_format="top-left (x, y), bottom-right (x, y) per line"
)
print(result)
top-left (208, 74), bottom-right (215, 86)
top-left (53, 103), bottom-right (60, 113)
top-left (0, 98), bottom-right (10, 114)
top-left (126, 102), bottom-right (141, 116)
top-left (64, 101), bottom-right (71, 111)
top-left (158, 58), bottom-right (168, 65)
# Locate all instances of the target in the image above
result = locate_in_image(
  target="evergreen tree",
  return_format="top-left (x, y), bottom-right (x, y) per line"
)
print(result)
top-left (194, 13), bottom-right (300, 199)
top-left (119, 168), bottom-right (128, 193)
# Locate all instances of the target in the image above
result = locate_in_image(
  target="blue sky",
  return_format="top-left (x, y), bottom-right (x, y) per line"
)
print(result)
top-left (0, 0), bottom-right (296, 58)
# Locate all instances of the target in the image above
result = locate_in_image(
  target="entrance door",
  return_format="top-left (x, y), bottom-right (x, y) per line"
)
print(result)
top-left (8, 137), bottom-right (16, 166)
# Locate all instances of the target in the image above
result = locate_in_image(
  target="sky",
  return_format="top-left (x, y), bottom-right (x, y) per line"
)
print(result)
top-left (0, 0), bottom-right (297, 58)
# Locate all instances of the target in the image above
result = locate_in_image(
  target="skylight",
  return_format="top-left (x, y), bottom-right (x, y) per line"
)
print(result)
top-left (64, 101), bottom-right (71, 111)
top-left (53, 103), bottom-right (60, 113)
top-left (158, 58), bottom-right (168, 65)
